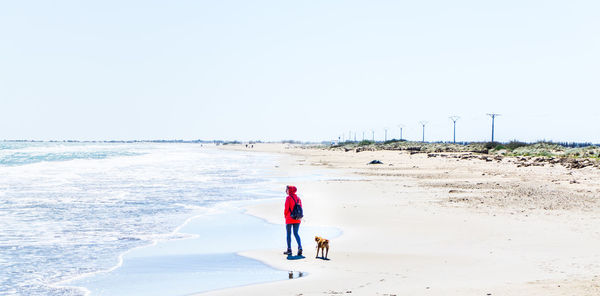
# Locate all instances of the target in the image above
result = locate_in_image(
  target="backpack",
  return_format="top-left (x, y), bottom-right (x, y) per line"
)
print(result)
top-left (289, 196), bottom-right (303, 220)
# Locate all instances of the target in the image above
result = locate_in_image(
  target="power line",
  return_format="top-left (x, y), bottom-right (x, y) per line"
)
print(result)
top-left (419, 121), bottom-right (428, 143)
top-left (449, 116), bottom-right (460, 143)
top-left (397, 124), bottom-right (404, 141)
top-left (384, 128), bottom-right (388, 142)
top-left (486, 113), bottom-right (501, 142)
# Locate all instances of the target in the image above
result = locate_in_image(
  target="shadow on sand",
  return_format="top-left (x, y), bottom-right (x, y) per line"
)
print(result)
top-left (286, 255), bottom-right (305, 260)
top-left (316, 256), bottom-right (330, 261)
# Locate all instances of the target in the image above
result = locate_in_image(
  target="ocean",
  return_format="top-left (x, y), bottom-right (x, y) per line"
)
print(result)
top-left (0, 142), bottom-right (295, 295)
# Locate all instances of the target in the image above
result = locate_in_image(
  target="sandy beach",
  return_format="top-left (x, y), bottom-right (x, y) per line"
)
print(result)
top-left (200, 143), bottom-right (600, 295)
top-left (5, 2), bottom-right (600, 295)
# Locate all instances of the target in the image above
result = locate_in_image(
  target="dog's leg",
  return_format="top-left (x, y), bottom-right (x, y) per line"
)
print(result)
top-left (325, 246), bottom-right (329, 259)
top-left (316, 246), bottom-right (319, 258)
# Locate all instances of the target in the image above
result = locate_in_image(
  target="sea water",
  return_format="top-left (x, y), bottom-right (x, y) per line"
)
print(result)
top-left (0, 142), bottom-right (291, 295)
top-left (66, 209), bottom-right (340, 296)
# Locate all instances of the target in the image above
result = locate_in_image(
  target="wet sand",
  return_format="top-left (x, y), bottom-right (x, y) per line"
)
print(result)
top-left (201, 143), bottom-right (600, 295)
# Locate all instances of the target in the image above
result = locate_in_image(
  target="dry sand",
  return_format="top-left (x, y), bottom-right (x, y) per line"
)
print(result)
top-left (200, 143), bottom-right (600, 295)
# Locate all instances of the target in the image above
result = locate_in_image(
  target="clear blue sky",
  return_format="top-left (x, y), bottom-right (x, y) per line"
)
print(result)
top-left (1, 1), bottom-right (599, 142)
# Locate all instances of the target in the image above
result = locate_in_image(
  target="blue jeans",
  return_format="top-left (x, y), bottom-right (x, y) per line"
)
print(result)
top-left (286, 223), bottom-right (302, 250)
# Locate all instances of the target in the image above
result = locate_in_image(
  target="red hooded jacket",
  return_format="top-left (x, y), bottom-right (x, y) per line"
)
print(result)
top-left (284, 186), bottom-right (302, 224)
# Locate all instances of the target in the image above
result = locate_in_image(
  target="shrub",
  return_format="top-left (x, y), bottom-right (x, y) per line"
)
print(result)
top-left (383, 139), bottom-right (403, 144)
top-left (484, 142), bottom-right (501, 150)
top-left (505, 140), bottom-right (528, 151)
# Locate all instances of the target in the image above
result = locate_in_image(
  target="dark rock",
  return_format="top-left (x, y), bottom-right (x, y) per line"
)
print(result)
top-left (368, 160), bottom-right (383, 165)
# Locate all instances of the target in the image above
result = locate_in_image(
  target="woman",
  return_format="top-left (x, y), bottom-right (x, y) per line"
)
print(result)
top-left (283, 185), bottom-right (302, 256)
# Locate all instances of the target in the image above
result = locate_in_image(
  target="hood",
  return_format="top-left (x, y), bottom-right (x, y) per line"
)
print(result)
top-left (287, 185), bottom-right (298, 198)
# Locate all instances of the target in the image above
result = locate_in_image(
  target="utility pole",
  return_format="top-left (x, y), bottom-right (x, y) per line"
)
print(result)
top-left (354, 132), bottom-right (356, 142)
top-left (371, 130), bottom-right (375, 142)
top-left (449, 116), bottom-right (460, 143)
top-left (419, 121), bottom-right (428, 143)
top-left (362, 131), bottom-right (365, 141)
top-left (348, 131), bottom-right (351, 142)
top-left (397, 124), bottom-right (404, 141)
top-left (486, 113), bottom-right (501, 142)
top-left (384, 128), bottom-right (388, 142)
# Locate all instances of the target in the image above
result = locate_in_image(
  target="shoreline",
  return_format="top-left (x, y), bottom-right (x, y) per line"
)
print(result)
top-left (52, 203), bottom-right (220, 295)
top-left (202, 143), bottom-right (600, 295)
top-left (63, 199), bottom-right (340, 295)
top-left (56, 145), bottom-right (343, 296)
top-left (53, 208), bottom-right (209, 296)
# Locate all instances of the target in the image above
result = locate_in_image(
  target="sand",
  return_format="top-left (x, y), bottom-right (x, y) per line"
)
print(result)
top-left (199, 143), bottom-right (600, 295)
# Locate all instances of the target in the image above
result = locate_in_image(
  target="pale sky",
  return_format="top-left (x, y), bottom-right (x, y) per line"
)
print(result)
top-left (1, 1), bottom-right (599, 142)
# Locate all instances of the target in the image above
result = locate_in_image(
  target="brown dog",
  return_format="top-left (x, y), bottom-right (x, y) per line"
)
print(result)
top-left (315, 236), bottom-right (329, 259)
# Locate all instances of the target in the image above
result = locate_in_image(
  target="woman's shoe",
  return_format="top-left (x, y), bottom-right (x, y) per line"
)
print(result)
top-left (297, 249), bottom-right (303, 256)
top-left (283, 249), bottom-right (292, 255)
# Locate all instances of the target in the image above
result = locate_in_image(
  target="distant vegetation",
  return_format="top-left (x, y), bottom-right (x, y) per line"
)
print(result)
top-left (329, 140), bottom-right (600, 159)
top-left (221, 141), bottom-right (242, 145)
top-left (2, 139), bottom-right (217, 144)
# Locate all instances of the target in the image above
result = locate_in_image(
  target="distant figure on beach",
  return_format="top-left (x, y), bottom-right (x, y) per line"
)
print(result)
top-left (284, 185), bottom-right (303, 256)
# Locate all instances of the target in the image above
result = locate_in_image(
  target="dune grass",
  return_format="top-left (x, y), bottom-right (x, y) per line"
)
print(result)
top-left (330, 140), bottom-right (599, 159)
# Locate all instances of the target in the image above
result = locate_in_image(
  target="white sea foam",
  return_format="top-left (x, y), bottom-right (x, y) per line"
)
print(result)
top-left (0, 142), bottom-right (278, 295)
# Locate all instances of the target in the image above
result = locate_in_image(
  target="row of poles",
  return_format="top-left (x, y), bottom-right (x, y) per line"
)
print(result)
top-left (337, 113), bottom-right (501, 143)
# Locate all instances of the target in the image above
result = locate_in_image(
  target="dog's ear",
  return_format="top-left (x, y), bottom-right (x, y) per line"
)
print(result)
top-left (315, 236), bottom-right (319, 241)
